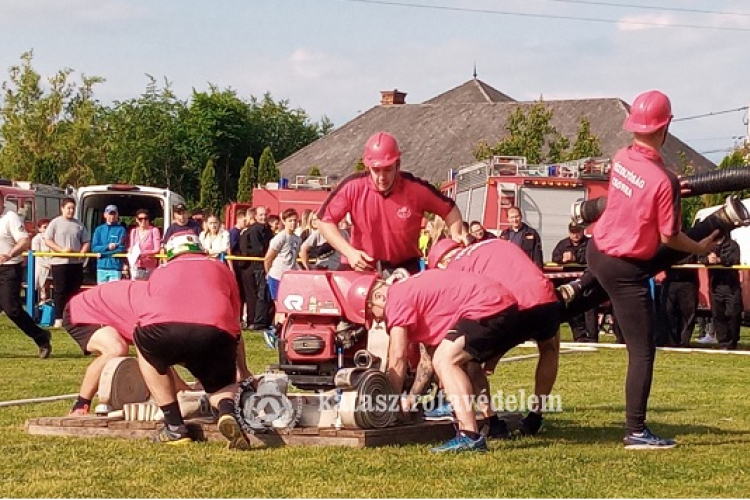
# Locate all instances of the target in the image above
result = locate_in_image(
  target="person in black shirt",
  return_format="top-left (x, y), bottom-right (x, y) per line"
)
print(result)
top-left (499, 207), bottom-right (543, 268)
top-left (700, 235), bottom-right (741, 350)
top-left (552, 223), bottom-right (597, 342)
top-left (661, 255), bottom-right (699, 347)
top-left (239, 206), bottom-right (274, 330)
top-left (469, 220), bottom-right (496, 242)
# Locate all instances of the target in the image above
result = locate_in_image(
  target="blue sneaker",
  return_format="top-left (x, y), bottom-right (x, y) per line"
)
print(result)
top-left (431, 432), bottom-right (488, 453)
top-left (623, 428), bottom-right (677, 450)
top-left (423, 401), bottom-right (454, 421)
top-left (263, 326), bottom-right (278, 350)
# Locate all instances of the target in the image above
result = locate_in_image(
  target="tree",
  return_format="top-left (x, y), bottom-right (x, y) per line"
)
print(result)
top-left (258, 146), bottom-right (279, 185)
top-left (199, 158), bottom-right (221, 216)
top-left (178, 86), bottom-right (253, 206)
top-left (309, 165), bottom-right (322, 177)
top-left (0, 51), bottom-right (106, 185)
top-left (565, 117), bottom-right (602, 161)
top-left (473, 101), bottom-right (600, 165)
top-left (237, 156), bottom-right (256, 203)
top-left (353, 159), bottom-right (366, 172)
top-left (103, 77), bottom-right (185, 191)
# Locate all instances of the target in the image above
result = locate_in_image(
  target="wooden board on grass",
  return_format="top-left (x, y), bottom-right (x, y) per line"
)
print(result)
top-left (25, 412), bottom-right (522, 448)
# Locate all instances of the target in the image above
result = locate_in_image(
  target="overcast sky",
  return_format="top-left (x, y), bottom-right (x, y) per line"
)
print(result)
top-left (2, 0), bottom-right (749, 165)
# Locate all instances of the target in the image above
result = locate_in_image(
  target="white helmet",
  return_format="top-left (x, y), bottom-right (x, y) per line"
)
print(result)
top-left (164, 232), bottom-right (205, 260)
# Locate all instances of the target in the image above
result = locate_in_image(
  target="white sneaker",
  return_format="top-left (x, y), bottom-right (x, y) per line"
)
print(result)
top-left (53, 319), bottom-right (63, 328)
top-left (95, 403), bottom-right (112, 416)
top-left (696, 335), bottom-right (717, 345)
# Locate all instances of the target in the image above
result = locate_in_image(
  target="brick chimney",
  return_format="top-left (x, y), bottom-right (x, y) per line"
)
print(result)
top-left (380, 89), bottom-right (407, 106)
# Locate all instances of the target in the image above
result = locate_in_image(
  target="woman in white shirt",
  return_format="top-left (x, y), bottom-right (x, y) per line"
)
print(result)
top-left (199, 214), bottom-right (230, 258)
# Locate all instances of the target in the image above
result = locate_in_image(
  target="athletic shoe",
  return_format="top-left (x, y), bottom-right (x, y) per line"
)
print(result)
top-left (152, 424), bottom-right (192, 445)
top-left (423, 402), bottom-right (454, 421)
top-left (53, 319), bottom-right (63, 329)
top-left (68, 404), bottom-right (90, 416)
top-left (484, 419), bottom-right (512, 440)
top-left (94, 403), bottom-right (112, 416)
top-left (38, 342), bottom-right (52, 359)
top-left (623, 428), bottom-right (677, 450)
top-left (218, 413), bottom-right (251, 451)
top-left (431, 432), bottom-right (488, 453)
top-left (263, 326), bottom-right (278, 350)
top-left (519, 411), bottom-right (544, 436)
top-left (697, 335), bottom-right (717, 345)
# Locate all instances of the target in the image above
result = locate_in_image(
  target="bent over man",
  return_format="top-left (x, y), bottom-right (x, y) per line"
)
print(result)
top-left (133, 232), bottom-right (248, 447)
top-left (428, 237), bottom-right (560, 436)
top-left (348, 269), bottom-right (519, 453)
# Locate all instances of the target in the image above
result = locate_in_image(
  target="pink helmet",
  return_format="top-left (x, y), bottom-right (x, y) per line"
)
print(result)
top-left (623, 90), bottom-right (673, 134)
top-left (346, 273), bottom-right (379, 324)
top-left (427, 238), bottom-right (460, 269)
top-left (363, 132), bottom-right (401, 169)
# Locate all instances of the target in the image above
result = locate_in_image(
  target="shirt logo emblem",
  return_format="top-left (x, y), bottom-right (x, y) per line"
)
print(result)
top-left (396, 206), bottom-right (412, 220)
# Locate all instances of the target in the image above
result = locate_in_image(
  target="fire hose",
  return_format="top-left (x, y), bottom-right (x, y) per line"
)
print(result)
top-left (572, 166), bottom-right (750, 227)
top-left (336, 368), bottom-right (396, 429)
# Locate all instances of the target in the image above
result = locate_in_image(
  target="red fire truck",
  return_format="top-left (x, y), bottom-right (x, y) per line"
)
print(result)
top-left (0, 180), bottom-right (69, 233)
top-left (224, 175), bottom-right (334, 227)
top-left (440, 155), bottom-right (611, 263)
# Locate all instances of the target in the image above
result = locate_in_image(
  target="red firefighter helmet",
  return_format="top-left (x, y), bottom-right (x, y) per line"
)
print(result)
top-left (346, 273), bottom-right (379, 325)
top-left (362, 132), bottom-right (401, 169)
top-left (427, 238), bottom-right (460, 269)
top-left (623, 90), bottom-right (673, 134)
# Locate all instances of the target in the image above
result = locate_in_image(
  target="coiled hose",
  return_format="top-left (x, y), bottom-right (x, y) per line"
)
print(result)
top-left (572, 167), bottom-right (750, 226)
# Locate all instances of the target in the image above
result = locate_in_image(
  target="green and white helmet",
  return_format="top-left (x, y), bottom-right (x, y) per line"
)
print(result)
top-left (165, 232), bottom-right (205, 260)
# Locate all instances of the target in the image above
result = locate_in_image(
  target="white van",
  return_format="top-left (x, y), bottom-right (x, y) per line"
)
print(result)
top-left (75, 184), bottom-right (186, 236)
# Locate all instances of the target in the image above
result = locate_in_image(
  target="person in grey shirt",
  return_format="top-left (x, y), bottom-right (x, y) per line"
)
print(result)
top-left (44, 197), bottom-right (90, 328)
top-left (299, 212), bottom-right (347, 271)
top-left (0, 193), bottom-right (52, 358)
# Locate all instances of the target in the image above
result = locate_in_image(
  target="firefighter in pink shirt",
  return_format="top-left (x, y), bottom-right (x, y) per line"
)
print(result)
top-left (63, 279), bottom-right (198, 416)
top-left (318, 132), bottom-right (468, 274)
top-left (133, 232), bottom-right (251, 447)
top-left (588, 90), bottom-right (718, 449)
top-left (63, 280), bottom-right (148, 416)
top-left (428, 237), bottom-right (561, 436)
top-left (348, 269), bottom-right (519, 453)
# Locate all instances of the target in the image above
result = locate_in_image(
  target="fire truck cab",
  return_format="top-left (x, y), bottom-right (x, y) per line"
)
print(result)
top-left (441, 156), bottom-right (611, 262)
top-left (0, 180), bottom-right (70, 233)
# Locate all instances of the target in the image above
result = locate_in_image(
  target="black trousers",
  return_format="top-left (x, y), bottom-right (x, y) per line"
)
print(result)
top-left (50, 264), bottom-right (83, 321)
top-left (568, 309), bottom-right (598, 342)
top-left (711, 284), bottom-right (742, 348)
top-left (240, 266), bottom-right (272, 327)
top-left (231, 261), bottom-right (246, 318)
top-left (663, 281), bottom-right (698, 347)
top-left (588, 240), bottom-right (655, 434)
top-left (0, 264), bottom-right (49, 346)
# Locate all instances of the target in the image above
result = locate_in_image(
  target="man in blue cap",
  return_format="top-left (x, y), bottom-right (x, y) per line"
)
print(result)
top-left (91, 205), bottom-right (127, 283)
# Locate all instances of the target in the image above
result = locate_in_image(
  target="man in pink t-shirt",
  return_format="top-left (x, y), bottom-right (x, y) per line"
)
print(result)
top-left (132, 232), bottom-right (250, 448)
top-left (347, 269), bottom-right (519, 453)
top-left (63, 279), bottom-right (147, 416)
top-left (428, 237), bottom-right (561, 436)
top-left (318, 132), bottom-right (468, 274)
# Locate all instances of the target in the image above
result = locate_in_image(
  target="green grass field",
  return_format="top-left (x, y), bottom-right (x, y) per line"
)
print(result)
top-left (1, 317), bottom-right (750, 497)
